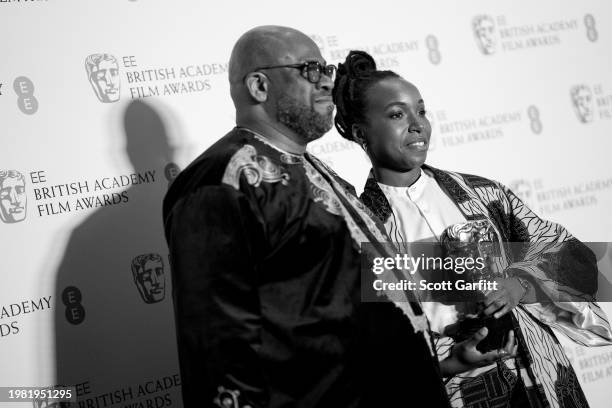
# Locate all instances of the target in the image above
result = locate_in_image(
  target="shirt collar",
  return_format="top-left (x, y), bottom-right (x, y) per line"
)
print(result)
top-left (377, 168), bottom-right (429, 201)
top-left (237, 126), bottom-right (304, 158)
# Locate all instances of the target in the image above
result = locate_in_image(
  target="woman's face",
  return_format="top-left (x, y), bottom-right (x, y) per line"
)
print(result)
top-left (360, 77), bottom-right (431, 172)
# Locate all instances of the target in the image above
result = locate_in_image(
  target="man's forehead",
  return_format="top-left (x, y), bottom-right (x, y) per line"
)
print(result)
top-left (95, 59), bottom-right (116, 69)
top-left (229, 26), bottom-right (324, 82)
top-left (271, 40), bottom-right (324, 64)
top-left (1, 178), bottom-right (23, 187)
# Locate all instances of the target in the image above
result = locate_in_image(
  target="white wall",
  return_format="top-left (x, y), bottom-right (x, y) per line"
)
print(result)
top-left (1, 1), bottom-right (611, 407)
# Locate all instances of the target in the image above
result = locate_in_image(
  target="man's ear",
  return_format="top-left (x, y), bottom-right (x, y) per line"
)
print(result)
top-left (244, 72), bottom-right (269, 103)
top-left (351, 124), bottom-right (367, 148)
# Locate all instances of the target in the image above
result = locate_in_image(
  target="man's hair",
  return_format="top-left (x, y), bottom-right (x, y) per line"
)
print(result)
top-left (85, 53), bottom-right (117, 75)
top-left (472, 15), bottom-right (494, 31)
top-left (570, 85), bottom-right (591, 102)
top-left (332, 50), bottom-right (399, 142)
top-left (131, 253), bottom-right (164, 278)
top-left (0, 170), bottom-right (25, 184)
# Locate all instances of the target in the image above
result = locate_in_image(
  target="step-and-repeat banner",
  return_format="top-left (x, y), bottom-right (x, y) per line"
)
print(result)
top-left (1, 1), bottom-right (612, 407)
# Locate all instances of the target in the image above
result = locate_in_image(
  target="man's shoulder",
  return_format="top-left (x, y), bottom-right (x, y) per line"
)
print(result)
top-left (306, 153), bottom-right (357, 195)
top-left (162, 128), bottom-right (256, 216)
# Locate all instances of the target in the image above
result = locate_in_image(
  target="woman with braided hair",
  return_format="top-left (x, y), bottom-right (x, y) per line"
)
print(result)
top-left (333, 50), bottom-right (612, 408)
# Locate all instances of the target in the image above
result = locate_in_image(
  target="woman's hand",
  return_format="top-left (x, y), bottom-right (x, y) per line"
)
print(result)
top-left (439, 327), bottom-right (517, 377)
top-left (483, 277), bottom-right (525, 319)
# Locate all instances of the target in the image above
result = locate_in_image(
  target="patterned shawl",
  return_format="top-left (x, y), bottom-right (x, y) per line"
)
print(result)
top-left (361, 165), bottom-right (612, 408)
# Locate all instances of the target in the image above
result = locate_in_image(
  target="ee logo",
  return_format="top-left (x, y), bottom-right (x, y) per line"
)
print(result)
top-left (584, 14), bottom-right (598, 42)
top-left (425, 35), bottom-right (441, 65)
top-left (13, 76), bottom-right (39, 115)
top-left (62, 286), bottom-right (86, 325)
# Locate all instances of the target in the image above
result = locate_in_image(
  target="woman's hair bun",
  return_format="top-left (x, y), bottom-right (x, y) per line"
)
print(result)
top-left (339, 50), bottom-right (377, 79)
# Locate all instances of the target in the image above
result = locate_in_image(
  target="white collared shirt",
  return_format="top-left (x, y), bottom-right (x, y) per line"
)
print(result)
top-left (378, 168), bottom-right (466, 334)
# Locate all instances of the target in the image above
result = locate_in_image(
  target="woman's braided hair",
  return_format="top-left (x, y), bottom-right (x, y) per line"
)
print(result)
top-left (332, 50), bottom-right (400, 142)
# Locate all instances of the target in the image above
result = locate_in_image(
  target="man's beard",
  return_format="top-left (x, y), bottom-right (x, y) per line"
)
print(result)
top-left (276, 94), bottom-right (333, 143)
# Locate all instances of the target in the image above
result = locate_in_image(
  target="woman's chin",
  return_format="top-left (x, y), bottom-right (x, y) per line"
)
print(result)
top-left (400, 155), bottom-right (427, 171)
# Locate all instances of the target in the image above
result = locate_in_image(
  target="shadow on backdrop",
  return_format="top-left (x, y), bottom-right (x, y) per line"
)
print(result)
top-left (53, 100), bottom-right (182, 404)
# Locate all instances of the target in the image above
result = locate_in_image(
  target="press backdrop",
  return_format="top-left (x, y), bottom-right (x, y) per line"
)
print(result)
top-left (1, 1), bottom-right (612, 407)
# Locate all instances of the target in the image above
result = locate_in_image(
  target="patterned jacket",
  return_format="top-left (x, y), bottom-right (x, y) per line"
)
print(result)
top-left (361, 164), bottom-right (612, 408)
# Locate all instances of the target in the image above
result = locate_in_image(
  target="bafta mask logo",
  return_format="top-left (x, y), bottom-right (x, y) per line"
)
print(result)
top-left (564, 346), bottom-right (575, 365)
top-left (426, 111), bottom-right (437, 151)
top-left (0, 170), bottom-right (27, 224)
top-left (132, 253), bottom-right (165, 304)
top-left (472, 15), bottom-right (497, 55)
top-left (85, 54), bottom-right (120, 103)
top-left (570, 85), bottom-right (594, 123)
top-left (310, 34), bottom-right (325, 55)
top-left (33, 398), bottom-right (70, 408)
top-left (509, 179), bottom-right (536, 208)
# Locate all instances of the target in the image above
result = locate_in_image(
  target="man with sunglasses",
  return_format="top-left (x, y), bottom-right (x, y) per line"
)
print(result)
top-left (163, 26), bottom-right (450, 408)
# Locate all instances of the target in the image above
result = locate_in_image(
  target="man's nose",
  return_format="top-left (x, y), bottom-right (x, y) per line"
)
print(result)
top-left (8, 189), bottom-right (18, 204)
top-left (317, 73), bottom-right (334, 92)
top-left (151, 272), bottom-right (161, 286)
top-left (103, 71), bottom-right (113, 85)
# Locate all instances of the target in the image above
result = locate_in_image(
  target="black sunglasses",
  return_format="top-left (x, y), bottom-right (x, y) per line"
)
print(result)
top-left (253, 61), bottom-right (337, 83)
